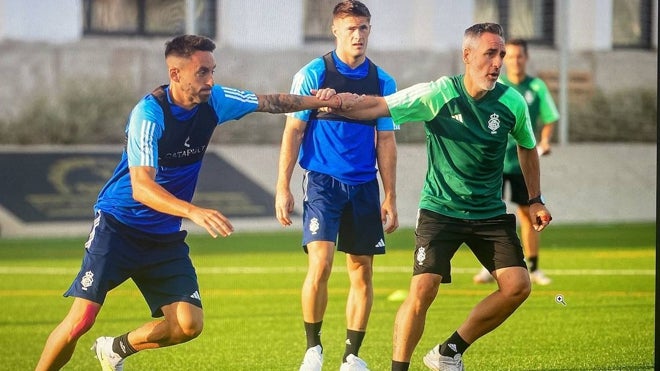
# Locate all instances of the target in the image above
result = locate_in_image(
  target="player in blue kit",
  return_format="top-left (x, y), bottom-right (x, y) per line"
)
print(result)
top-left (35, 34), bottom-right (342, 371)
top-left (275, 2), bottom-right (398, 370)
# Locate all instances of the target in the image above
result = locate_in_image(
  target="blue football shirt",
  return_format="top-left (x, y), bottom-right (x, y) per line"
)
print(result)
top-left (95, 85), bottom-right (258, 234)
top-left (287, 51), bottom-right (398, 185)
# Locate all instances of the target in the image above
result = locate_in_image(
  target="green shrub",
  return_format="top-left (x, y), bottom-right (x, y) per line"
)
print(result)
top-left (0, 82), bottom-right (655, 144)
top-left (0, 80), bottom-right (136, 144)
top-left (568, 88), bottom-right (657, 142)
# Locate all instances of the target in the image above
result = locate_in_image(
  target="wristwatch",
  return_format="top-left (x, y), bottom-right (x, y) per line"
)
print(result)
top-left (528, 195), bottom-right (545, 205)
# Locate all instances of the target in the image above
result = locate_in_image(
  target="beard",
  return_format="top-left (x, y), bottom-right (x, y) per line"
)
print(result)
top-left (478, 77), bottom-right (497, 92)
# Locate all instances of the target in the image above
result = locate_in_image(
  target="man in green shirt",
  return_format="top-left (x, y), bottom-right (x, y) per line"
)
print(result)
top-left (474, 38), bottom-right (559, 286)
top-left (327, 23), bottom-right (552, 371)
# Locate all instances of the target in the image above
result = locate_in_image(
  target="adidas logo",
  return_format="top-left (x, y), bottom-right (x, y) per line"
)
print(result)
top-left (190, 291), bottom-right (201, 300)
top-left (375, 239), bottom-right (385, 248)
top-left (345, 339), bottom-right (352, 345)
top-left (448, 343), bottom-right (457, 352)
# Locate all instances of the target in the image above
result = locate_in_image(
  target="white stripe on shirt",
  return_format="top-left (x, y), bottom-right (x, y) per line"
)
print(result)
top-left (223, 87), bottom-right (258, 104)
top-left (139, 120), bottom-right (156, 167)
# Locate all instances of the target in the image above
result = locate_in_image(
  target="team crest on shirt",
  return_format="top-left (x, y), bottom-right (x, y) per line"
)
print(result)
top-left (488, 113), bottom-right (501, 134)
top-left (81, 271), bottom-right (94, 291)
top-left (524, 90), bottom-right (534, 104)
top-left (416, 247), bottom-right (427, 265)
top-left (309, 217), bottom-right (320, 235)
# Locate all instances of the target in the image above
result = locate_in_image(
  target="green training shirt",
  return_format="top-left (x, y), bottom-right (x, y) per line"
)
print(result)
top-left (385, 75), bottom-right (535, 219)
top-left (500, 75), bottom-right (560, 174)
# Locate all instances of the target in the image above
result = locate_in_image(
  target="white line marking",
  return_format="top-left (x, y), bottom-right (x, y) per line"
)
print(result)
top-left (0, 266), bottom-right (654, 275)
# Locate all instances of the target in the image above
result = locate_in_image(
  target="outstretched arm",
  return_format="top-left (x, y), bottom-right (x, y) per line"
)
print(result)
top-left (325, 92), bottom-right (392, 121)
top-left (255, 89), bottom-right (341, 113)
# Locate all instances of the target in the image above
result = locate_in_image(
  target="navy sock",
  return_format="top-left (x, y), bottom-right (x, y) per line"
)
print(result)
top-left (112, 333), bottom-right (137, 358)
top-left (440, 331), bottom-right (470, 357)
top-left (304, 321), bottom-right (323, 349)
top-left (343, 329), bottom-right (366, 361)
top-left (528, 256), bottom-right (539, 272)
top-left (391, 360), bottom-right (410, 370)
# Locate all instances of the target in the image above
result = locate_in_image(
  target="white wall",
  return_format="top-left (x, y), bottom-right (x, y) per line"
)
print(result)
top-left (566, 0), bottom-right (613, 51)
top-left (368, 0), bottom-right (472, 51)
top-left (219, 0), bottom-right (303, 49)
top-left (0, 0), bottom-right (81, 43)
top-left (0, 0), bottom-right (657, 51)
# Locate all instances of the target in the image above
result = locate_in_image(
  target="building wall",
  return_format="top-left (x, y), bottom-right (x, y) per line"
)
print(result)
top-left (1, 0), bottom-right (657, 50)
top-left (0, 0), bottom-right (656, 120)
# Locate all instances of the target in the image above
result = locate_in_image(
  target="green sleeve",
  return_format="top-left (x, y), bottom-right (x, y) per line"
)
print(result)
top-left (502, 88), bottom-right (536, 149)
top-left (533, 78), bottom-right (560, 124)
top-left (384, 77), bottom-right (458, 125)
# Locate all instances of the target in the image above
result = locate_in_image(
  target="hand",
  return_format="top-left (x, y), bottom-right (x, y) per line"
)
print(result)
top-left (188, 206), bottom-right (234, 238)
top-left (311, 88), bottom-right (343, 112)
top-left (312, 88), bottom-right (337, 100)
top-left (381, 200), bottom-right (399, 234)
top-left (537, 141), bottom-right (551, 156)
top-left (312, 89), bottom-right (363, 112)
top-left (333, 92), bottom-right (363, 111)
top-left (275, 189), bottom-right (295, 227)
top-left (530, 204), bottom-right (552, 232)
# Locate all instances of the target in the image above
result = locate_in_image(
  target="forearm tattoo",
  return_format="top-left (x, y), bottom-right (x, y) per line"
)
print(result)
top-left (258, 94), bottom-right (309, 113)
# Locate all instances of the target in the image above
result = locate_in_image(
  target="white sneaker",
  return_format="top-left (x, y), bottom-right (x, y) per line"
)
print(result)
top-left (91, 337), bottom-right (125, 371)
top-left (422, 345), bottom-right (464, 371)
top-left (340, 354), bottom-right (370, 371)
top-left (530, 270), bottom-right (552, 285)
top-left (472, 267), bottom-right (494, 284)
top-left (299, 345), bottom-right (323, 371)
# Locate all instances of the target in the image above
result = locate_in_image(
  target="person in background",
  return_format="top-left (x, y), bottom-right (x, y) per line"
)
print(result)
top-left (473, 38), bottom-right (559, 286)
top-left (275, 1), bottom-right (398, 370)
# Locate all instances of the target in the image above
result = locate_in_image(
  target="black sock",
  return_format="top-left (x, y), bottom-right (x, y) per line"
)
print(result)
top-left (440, 331), bottom-right (470, 357)
top-left (528, 256), bottom-right (539, 272)
top-left (112, 333), bottom-right (137, 358)
top-left (391, 360), bottom-right (410, 371)
top-left (343, 329), bottom-right (366, 361)
top-left (304, 321), bottom-right (323, 349)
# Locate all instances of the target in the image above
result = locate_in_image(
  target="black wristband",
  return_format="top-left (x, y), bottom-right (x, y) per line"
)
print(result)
top-left (528, 195), bottom-right (545, 205)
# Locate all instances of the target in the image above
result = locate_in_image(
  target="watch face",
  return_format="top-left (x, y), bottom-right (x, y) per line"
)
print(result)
top-left (540, 195), bottom-right (546, 204)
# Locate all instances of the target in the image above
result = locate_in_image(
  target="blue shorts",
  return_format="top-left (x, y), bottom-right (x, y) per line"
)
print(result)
top-left (301, 170), bottom-right (385, 255)
top-left (64, 211), bottom-right (202, 317)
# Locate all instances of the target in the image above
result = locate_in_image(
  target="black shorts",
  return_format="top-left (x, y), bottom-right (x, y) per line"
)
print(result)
top-left (502, 173), bottom-right (529, 206)
top-left (412, 209), bottom-right (526, 283)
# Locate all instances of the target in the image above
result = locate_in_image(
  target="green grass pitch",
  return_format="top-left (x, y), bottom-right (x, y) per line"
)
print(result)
top-left (0, 222), bottom-right (655, 370)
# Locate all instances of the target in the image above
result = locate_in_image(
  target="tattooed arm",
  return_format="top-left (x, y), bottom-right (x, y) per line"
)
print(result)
top-left (255, 91), bottom-right (342, 113)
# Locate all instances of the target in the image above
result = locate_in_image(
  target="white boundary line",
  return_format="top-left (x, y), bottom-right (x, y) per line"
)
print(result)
top-left (0, 266), bottom-right (654, 276)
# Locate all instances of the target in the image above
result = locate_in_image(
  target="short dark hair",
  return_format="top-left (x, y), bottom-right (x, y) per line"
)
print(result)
top-left (463, 22), bottom-right (504, 49)
top-left (333, 0), bottom-right (371, 20)
top-left (164, 35), bottom-right (216, 58)
top-left (506, 38), bottom-right (529, 56)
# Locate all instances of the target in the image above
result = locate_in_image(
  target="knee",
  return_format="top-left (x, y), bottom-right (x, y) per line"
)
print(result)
top-left (409, 276), bottom-right (440, 309)
top-left (501, 279), bottom-right (531, 304)
top-left (308, 259), bottom-right (333, 283)
top-left (68, 304), bottom-right (99, 339)
top-left (171, 316), bottom-right (203, 343)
